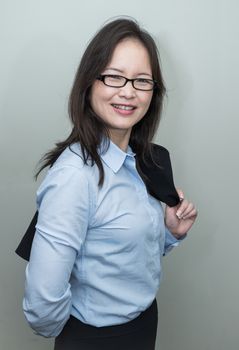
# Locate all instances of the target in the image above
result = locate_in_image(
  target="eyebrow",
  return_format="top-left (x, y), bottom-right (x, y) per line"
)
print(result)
top-left (104, 67), bottom-right (152, 78)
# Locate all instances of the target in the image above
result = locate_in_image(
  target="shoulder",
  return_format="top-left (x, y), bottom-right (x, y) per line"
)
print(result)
top-left (51, 143), bottom-right (85, 170)
top-left (37, 143), bottom-right (92, 195)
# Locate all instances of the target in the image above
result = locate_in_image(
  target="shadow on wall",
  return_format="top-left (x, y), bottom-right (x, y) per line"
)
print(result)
top-left (1, 33), bottom-right (81, 350)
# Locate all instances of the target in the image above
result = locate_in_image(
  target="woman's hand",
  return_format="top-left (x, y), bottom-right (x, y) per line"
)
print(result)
top-left (165, 189), bottom-right (198, 239)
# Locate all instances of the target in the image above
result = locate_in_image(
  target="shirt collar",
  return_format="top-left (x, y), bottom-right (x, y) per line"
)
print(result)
top-left (100, 139), bottom-right (136, 173)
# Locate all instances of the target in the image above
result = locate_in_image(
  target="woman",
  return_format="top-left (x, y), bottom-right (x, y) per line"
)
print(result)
top-left (23, 18), bottom-right (197, 350)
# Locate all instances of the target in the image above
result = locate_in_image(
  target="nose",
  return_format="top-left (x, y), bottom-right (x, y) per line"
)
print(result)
top-left (118, 81), bottom-right (136, 99)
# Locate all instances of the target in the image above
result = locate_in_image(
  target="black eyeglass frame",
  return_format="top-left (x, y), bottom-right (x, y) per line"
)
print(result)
top-left (97, 74), bottom-right (158, 91)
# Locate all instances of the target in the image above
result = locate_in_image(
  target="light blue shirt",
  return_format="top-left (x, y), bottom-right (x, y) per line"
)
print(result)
top-left (23, 140), bottom-right (182, 338)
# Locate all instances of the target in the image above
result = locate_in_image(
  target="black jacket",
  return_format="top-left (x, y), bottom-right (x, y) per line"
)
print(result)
top-left (15, 143), bottom-right (180, 261)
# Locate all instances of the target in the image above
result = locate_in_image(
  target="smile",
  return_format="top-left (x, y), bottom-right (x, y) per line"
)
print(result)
top-left (112, 104), bottom-right (136, 111)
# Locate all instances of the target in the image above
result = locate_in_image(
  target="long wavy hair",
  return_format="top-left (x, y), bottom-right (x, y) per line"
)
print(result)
top-left (36, 18), bottom-right (166, 186)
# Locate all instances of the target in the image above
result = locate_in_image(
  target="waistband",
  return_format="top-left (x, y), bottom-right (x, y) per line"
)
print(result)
top-left (60, 299), bottom-right (158, 339)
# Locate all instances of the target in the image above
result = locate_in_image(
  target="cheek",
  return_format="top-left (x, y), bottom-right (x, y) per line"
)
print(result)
top-left (90, 83), bottom-right (98, 100)
top-left (90, 85), bottom-right (112, 111)
top-left (90, 87), bottom-right (103, 114)
top-left (141, 93), bottom-right (153, 111)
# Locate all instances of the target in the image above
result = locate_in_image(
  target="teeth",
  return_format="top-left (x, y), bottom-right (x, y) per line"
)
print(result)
top-left (113, 104), bottom-right (134, 110)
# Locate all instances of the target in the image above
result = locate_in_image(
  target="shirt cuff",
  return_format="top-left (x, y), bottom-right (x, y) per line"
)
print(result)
top-left (163, 227), bottom-right (187, 256)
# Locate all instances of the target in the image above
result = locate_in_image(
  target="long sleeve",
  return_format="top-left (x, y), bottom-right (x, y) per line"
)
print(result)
top-left (22, 141), bottom-right (185, 331)
top-left (23, 164), bottom-right (91, 337)
top-left (163, 227), bottom-right (186, 256)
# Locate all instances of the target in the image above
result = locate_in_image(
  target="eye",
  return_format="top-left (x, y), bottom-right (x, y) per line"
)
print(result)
top-left (135, 78), bottom-right (152, 85)
top-left (106, 75), bottom-right (124, 82)
top-left (103, 75), bottom-right (126, 87)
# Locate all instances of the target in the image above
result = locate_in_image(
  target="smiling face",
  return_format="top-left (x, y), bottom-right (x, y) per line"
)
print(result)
top-left (90, 38), bottom-right (154, 149)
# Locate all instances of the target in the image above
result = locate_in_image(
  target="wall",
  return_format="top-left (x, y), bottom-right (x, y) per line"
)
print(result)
top-left (1, 1), bottom-right (238, 349)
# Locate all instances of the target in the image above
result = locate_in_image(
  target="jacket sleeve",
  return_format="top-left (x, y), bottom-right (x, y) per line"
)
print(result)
top-left (136, 143), bottom-right (180, 207)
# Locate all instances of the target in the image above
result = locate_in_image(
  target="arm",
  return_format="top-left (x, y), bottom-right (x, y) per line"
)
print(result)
top-left (163, 227), bottom-right (187, 256)
top-left (164, 189), bottom-right (197, 255)
top-left (23, 165), bottom-right (91, 337)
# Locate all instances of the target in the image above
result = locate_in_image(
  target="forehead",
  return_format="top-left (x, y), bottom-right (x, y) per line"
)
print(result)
top-left (106, 38), bottom-right (152, 74)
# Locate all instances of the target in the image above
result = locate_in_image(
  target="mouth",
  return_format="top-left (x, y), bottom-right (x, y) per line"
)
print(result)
top-left (111, 104), bottom-right (136, 111)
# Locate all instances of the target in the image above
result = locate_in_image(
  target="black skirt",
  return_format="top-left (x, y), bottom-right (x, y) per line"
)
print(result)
top-left (54, 299), bottom-right (158, 350)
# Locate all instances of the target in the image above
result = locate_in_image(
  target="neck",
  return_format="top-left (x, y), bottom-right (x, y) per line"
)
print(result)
top-left (109, 129), bottom-right (131, 152)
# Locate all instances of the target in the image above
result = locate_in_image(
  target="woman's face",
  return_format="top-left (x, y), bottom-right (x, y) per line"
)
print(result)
top-left (90, 38), bottom-right (153, 145)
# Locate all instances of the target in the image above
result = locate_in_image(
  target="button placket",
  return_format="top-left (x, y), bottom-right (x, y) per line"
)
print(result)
top-left (124, 157), bottom-right (161, 255)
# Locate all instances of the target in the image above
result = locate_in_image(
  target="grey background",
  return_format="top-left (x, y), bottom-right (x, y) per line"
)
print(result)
top-left (1, 0), bottom-right (238, 349)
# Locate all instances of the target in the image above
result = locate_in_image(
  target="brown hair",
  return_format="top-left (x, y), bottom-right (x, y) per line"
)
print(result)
top-left (36, 18), bottom-right (166, 185)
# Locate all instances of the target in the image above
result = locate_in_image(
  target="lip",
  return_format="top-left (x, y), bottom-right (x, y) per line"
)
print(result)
top-left (111, 103), bottom-right (136, 115)
top-left (111, 103), bottom-right (137, 108)
top-left (111, 103), bottom-right (137, 116)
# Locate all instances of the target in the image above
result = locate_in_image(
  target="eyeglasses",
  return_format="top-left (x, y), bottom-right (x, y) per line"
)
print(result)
top-left (97, 74), bottom-right (157, 91)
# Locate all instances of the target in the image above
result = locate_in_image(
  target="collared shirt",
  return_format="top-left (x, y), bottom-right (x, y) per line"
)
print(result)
top-left (23, 140), bottom-right (181, 338)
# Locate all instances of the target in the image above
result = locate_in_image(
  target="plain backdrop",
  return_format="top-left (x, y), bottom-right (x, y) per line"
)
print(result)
top-left (1, 1), bottom-right (238, 349)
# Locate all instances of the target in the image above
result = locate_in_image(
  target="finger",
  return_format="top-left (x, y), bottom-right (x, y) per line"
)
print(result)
top-left (182, 208), bottom-right (198, 220)
top-left (176, 188), bottom-right (184, 201)
top-left (176, 199), bottom-right (189, 219)
top-left (180, 202), bottom-right (195, 218)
